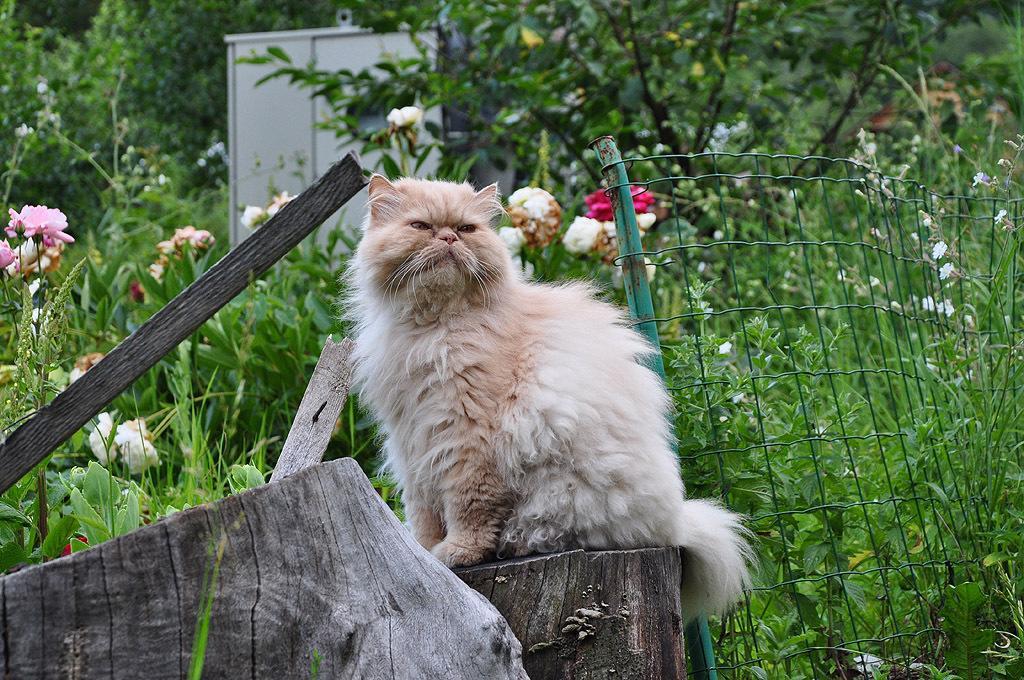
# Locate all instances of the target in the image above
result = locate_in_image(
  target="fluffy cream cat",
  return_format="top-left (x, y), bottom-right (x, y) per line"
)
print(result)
top-left (347, 175), bottom-right (752, 619)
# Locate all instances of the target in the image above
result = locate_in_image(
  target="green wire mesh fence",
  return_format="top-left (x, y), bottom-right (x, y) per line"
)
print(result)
top-left (597, 143), bottom-right (1023, 679)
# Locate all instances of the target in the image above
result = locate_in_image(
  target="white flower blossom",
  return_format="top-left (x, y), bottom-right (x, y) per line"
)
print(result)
top-left (869, 276), bottom-right (881, 288)
top-left (15, 123), bottom-right (33, 138)
top-left (89, 413), bottom-right (118, 465)
top-left (240, 205), bottom-right (266, 229)
top-left (939, 262), bottom-right (955, 280)
top-left (718, 341), bottom-right (733, 355)
top-left (508, 187), bottom-right (558, 221)
top-left (939, 299), bottom-right (955, 317)
top-left (995, 209), bottom-right (1008, 223)
top-left (972, 172), bottom-right (991, 187)
top-left (712, 229), bottom-right (724, 240)
top-left (931, 241), bottom-right (947, 260)
top-left (266, 192), bottom-right (295, 217)
top-left (386, 105), bottom-right (423, 128)
top-left (148, 261), bottom-right (165, 282)
top-left (562, 216), bottom-right (602, 254)
top-left (497, 226), bottom-right (526, 256)
top-left (920, 296), bottom-right (937, 312)
top-left (36, 81), bottom-right (48, 95)
top-left (636, 212), bottom-right (657, 231)
top-left (115, 419), bottom-right (160, 474)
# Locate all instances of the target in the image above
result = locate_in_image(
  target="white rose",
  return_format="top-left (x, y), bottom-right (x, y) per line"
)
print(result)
top-left (89, 413), bottom-right (118, 465)
top-left (240, 205), bottom-right (265, 229)
top-left (115, 419), bottom-right (160, 474)
top-left (522, 193), bottom-right (553, 221)
top-left (386, 106), bottom-right (423, 128)
top-left (636, 212), bottom-right (656, 232)
top-left (509, 187), bottom-right (556, 221)
top-left (497, 226), bottom-right (526, 256)
top-left (562, 216), bottom-right (603, 254)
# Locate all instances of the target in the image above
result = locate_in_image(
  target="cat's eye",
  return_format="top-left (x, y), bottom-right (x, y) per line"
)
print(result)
top-left (410, 221), bottom-right (432, 230)
top-left (457, 224), bottom-right (477, 233)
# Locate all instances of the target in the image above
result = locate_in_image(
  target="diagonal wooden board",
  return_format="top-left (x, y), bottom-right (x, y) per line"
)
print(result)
top-left (0, 154), bottom-right (366, 493)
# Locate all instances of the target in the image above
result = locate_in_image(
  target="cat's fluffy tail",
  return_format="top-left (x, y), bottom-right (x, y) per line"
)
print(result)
top-left (676, 499), bottom-right (754, 622)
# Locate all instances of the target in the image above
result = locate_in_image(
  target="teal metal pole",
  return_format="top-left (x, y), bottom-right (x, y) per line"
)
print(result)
top-left (589, 136), bottom-right (719, 680)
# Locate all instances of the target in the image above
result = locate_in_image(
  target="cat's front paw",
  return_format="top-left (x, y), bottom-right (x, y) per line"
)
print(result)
top-left (431, 539), bottom-right (492, 567)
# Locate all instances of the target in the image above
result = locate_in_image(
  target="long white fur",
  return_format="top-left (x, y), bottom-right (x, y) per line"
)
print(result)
top-left (347, 193), bottom-right (753, 621)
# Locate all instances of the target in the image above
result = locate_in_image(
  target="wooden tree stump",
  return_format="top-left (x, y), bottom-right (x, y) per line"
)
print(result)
top-left (1, 458), bottom-right (526, 679)
top-left (457, 548), bottom-right (687, 679)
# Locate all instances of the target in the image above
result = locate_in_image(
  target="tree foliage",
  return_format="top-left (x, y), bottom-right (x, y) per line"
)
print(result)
top-left (262, 0), bottom-right (1006, 189)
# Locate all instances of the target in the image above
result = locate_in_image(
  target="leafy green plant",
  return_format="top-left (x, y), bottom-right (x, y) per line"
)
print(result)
top-left (942, 583), bottom-right (996, 680)
top-left (63, 461), bottom-right (142, 547)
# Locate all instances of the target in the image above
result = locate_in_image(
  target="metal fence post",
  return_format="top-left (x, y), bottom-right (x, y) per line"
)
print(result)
top-left (589, 136), bottom-right (719, 680)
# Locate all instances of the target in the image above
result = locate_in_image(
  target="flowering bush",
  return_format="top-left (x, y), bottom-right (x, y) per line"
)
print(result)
top-left (563, 188), bottom-right (658, 263)
top-left (505, 186), bottom-right (562, 248)
top-left (148, 225), bottom-right (216, 282)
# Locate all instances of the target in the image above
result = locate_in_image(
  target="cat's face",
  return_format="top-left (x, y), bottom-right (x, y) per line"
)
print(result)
top-left (356, 175), bottom-right (511, 300)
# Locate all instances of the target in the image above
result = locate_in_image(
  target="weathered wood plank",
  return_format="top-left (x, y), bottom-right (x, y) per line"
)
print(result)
top-left (0, 155), bottom-right (366, 494)
top-left (1, 458), bottom-right (527, 679)
top-left (271, 336), bottom-right (354, 482)
top-left (457, 548), bottom-right (687, 679)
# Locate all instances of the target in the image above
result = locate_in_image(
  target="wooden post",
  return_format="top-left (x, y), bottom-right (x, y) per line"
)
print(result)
top-left (457, 548), bottom-right (687, 679)
top-left (271, 336), bottom-right (354, 482)
top-left (0, 459), bottom-right (527, 679)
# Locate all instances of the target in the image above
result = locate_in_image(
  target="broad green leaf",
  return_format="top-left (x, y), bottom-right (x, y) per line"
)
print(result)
top-left (115, 489), bottom-right (140, 537)
top-left (0, 542), bottom-right (30, 573)
top-left (41, 514), bottom-right (78, 559)
top-left (0, 501), bottom-right (32, 527)
top-left (69, 488), bottom-right (111, 545)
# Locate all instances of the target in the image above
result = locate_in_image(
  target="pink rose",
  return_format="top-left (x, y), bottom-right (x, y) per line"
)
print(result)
top-left (584, 190), bottom-right (614, 221)
top-left (584, 187), bottom-right (656, 221)
top-left (7, 205), bottom-right (74, 243)
top-left (0, 240), bottom-right (14, 269)
top-left (630, 187), bottom-right (656, 213)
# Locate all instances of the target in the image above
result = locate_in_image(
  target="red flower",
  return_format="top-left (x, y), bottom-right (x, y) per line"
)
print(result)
top-left (584, 189), bottom-right (614, 221)
top-left (584, 186), bottom-right (655, 222)
top-left (61, 536), bottom-right (88, 557)
top-left (630, 187), bottom-right (656, 213)
top-left (129, 280), bottom-right (145, 303)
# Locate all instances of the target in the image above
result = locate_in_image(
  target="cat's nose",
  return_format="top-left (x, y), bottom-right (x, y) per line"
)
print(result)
top-left (436, 227), bottom-right (457, 245)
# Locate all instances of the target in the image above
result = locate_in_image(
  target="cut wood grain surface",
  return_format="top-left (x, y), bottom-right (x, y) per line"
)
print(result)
top-left (0, 458), bottom-right (527, 679)
top-left (457, 547), bottom-right (687, 680)
top-left (271, 336), bottom-right (354, 482)
top-left (0, 155), bottom-right (366, 494)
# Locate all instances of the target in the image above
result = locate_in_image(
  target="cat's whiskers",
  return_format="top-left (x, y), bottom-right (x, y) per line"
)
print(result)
top-left (383, 252), bottom-right (419, 302)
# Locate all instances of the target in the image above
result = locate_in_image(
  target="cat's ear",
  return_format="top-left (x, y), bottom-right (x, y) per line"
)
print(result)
top-left (474, 182), bottom-right (504, 222)
top-left (366, 174), bottom-right (400, 222)
top-left (475, 182), bottom-right (500, 202)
